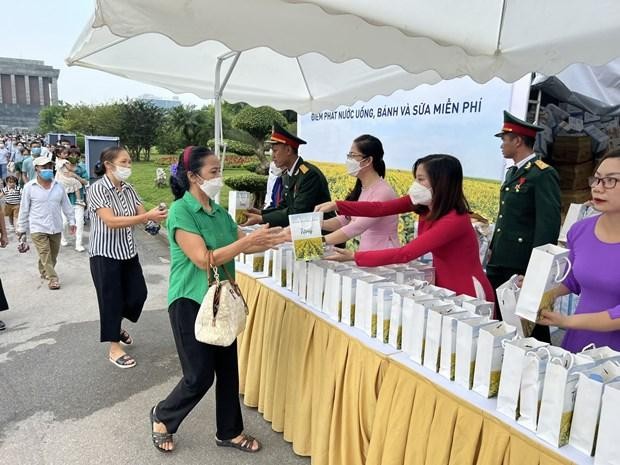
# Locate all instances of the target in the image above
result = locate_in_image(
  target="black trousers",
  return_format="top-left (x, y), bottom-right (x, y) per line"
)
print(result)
top-left (156, 298), bottom-right (244, 437)
top-left (487, 266), bottom-right (551, 343)
top-left (90, 255), bottom-right (148, 342)
top-left (0, 278), bottom-right (8, 312)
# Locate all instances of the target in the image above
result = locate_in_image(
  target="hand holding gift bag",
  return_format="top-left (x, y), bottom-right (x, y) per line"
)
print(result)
top-left (516, 244), bottom-right (571, 323)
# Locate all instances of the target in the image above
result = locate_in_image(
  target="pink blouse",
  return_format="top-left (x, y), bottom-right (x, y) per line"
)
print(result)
top-left (336, 178), bottom-right (400, 251)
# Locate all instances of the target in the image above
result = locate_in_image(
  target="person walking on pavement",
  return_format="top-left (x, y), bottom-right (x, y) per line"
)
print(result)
top-left (88, 147), bottom-right (167, 369)
top-left (60, 148), bottom-right (89, 252)
top-left (150, 146), bottom-right (284, 453)
top-left (486, 111), bottom-right (561, 342)
top-left (16, 155), bottom-right (76, 290)
top-left (0, 204), bottom-right (9, 331)
top-left (242, 123), bottom-right (334, 228)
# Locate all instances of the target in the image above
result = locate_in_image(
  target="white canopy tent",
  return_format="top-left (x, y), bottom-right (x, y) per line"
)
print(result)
top-left (67, 0), bottom-right (620, 164)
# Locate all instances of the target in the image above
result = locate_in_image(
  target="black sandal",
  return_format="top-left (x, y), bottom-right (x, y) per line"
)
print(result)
top-left (108, 354), bottom-right (136, 369)
top-left (120, 329), bottom-right (133, 346)
top-left (215, 433), bottom-right (262, 453)
top-left (150, 407), bottom-right (174, 453)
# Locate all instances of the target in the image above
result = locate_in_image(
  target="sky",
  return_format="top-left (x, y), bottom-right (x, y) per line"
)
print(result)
top-left (0, 0), bottom-right (210, 106)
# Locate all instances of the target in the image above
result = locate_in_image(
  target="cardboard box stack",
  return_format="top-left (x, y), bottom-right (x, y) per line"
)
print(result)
top-left (529, 102), bottom-right (620, 215)
top-left (551, 135), bottom-right (593, 213)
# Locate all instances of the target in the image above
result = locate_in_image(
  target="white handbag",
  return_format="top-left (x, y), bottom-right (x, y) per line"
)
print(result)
top-left (195, 251), bottom-right (248, 347)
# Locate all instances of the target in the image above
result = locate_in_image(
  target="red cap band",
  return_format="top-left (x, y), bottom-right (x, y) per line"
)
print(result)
top-left (501, 123), bottom-right (537, 138)
top-left (271, 133), bottom-right (300, 149)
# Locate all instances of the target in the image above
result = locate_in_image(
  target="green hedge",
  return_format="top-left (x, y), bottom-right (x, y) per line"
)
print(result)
top-left (241, 161), bottom-right (261, 172)
top-left (224, 173), bottom-right (268, 192)
top-left (207, 138), bottom-right (255, 156)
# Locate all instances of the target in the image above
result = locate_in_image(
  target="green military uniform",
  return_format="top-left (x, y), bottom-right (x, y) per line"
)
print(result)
top-left (261, 156), bottom-right (334, 227)
top-left (487, 157), bottom-right (561, 274)
top-left (487, 111), bottom-right (561, 342)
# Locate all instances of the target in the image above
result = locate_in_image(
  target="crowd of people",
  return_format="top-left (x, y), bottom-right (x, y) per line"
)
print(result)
top-left (1, 109), bottom-right (619, 455)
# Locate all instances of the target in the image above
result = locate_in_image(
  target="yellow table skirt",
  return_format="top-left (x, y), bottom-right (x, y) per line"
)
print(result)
top-left (236, 272), bottom-right (577, 465)
top-left (237, 272), bottom-right (388, 464)
top-left (366, 360), bottom-right (574, 465)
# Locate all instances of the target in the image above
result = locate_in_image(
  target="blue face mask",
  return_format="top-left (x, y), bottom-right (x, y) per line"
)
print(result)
top-left (31, 147), bottom-right (41, 156)
top-left (39, 169), bottom-right (54, 181)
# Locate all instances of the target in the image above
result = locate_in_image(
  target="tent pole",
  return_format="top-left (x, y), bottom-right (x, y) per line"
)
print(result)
top-left (214, 51), bottom-right (241, 203)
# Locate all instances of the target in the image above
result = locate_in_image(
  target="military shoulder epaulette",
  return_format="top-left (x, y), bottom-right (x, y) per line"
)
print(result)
top-left (299, 164), bottom-right (309, 174)
top-left (534, 160), bottom-right (549, 170)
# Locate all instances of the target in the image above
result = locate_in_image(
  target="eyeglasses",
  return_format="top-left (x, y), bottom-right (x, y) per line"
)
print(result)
top-left (346, 152), bottom-right (365, 160)
top-left (588, 176), bottom-right (620, 189)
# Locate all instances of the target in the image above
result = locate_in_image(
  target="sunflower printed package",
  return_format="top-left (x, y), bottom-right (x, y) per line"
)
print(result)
top-left (228, 191), bottom-right (253, 224)
top-left (472, 321), bottom-right (516, 398)
top-left (289, 212), bottom-right (324, 261)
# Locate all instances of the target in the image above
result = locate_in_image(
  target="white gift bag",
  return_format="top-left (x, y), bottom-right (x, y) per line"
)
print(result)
top-left (263, 249), bottom-right (273, 277)
top-left (354, 276), bottom-right (388, 334)
top-left (323, 268), bottom-right (342, 321)
top-left (292, 259), bottom-right (308, 301)
top-left (579, 344), bottom-right (620, 362)
top-left (461, 299), bottom-right (494, 318)
top-left (496, 337), bottom-right (549, 420)
top-left (341, 271), bottom-right (368, 327)
top-left (594, 381), bottom-right (620, 465)
top-left (403, 299), bottom-right (446, 364)
top-left (496, 275), bottom-right (536, 337)
top-left (518, 346), bottom-right (571, 431)
top-left (455, 317), bottom-right (496, 389)
top-left (273, 245), bottom-right (292, 287)
top-left (388, 289), bottom-right (425, 349)
top-left (376, 286), bottom-right (399, 344)
top-left (401, 294), bottom-right (442, 363)
top-left (289, 212), bottom-right (324, 261)
top-left (570, 360), bottom-right (620, 456)
top-left (439, 311), bottom-right (477, 380)
top-left (516, 244), bottom-right (571, 323)
top-left (285, 249), bottom-right (294, 290)
top-left (364, 283), bottom-right (399, 338)
top-left (423, 305), bottom-right (465, 372)
top-left (472, 322), bottom-right (517, 398)
top-left (228, 190), bottom-right (252, 224)
top-left (537, 352), bottom-right (595, 447)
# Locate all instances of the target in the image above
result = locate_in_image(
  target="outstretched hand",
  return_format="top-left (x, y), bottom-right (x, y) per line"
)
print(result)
top-left (324, 247), bottom-right (354, 262)
top-left (314, 201), bottom-right (337, 213)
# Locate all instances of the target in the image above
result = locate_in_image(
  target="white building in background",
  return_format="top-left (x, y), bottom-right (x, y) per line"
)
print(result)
top-left (138, 94), bottom-right (182, 110)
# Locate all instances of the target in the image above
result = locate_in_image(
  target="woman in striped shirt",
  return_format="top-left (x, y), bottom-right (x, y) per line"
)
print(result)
top-left (88, 147), bottom-right (167, 369)
top-left (1, 175), bottom-right (21, 231)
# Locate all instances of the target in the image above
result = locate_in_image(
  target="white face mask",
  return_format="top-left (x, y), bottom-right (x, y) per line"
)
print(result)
top-left (199, 176), bottom-right (224, 199)
top-left (408, 182), bottom-right (433, 206)
top-left (269, 162), bottom-right (282, 177)
top-left (113, 165), bottom-right (132, 182)
top-left (345, 158), bottom-right (367, 177)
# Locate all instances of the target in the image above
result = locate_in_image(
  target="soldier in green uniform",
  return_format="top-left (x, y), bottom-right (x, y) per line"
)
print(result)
top-left (486, 111), bottom-right (561, 342)
top-left (242, 123), bottom-right (334, 228)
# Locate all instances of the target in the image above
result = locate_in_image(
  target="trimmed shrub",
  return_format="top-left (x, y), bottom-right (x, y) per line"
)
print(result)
top-left (207, 138), bottom-right (255, 156)
top-left (224, 174), bottom-right (268, 192)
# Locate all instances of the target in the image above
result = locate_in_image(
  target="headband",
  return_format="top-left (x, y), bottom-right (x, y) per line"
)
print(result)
top-left (183, 145), bottom-right (194, 171)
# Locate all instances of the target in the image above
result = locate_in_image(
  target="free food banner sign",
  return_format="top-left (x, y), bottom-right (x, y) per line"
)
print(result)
top-left (298, 75), bottom-right (531, 182)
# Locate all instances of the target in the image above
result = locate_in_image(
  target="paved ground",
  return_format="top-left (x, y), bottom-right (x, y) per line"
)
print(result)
top-left (0, 224), bottom-right (309, 465)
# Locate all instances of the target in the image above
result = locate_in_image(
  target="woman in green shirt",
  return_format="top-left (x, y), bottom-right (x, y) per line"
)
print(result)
top-left (150, 146), bottom-right (283, 454)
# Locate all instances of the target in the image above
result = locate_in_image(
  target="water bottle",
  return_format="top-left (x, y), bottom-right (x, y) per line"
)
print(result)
top-left (145, 203), bottom-right (167, 236)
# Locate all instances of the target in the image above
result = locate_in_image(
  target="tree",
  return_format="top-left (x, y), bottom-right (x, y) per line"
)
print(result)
top-left (38, 103), bottom-right (69, 133)
top-left (168, 104), bottom-right (214, 147)
top-left (118, 99), bottom-right (165, 161)
top-left (60, 103), bottom-right (123, 137)
top-left (232, 106), bottom-right (288, 172)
